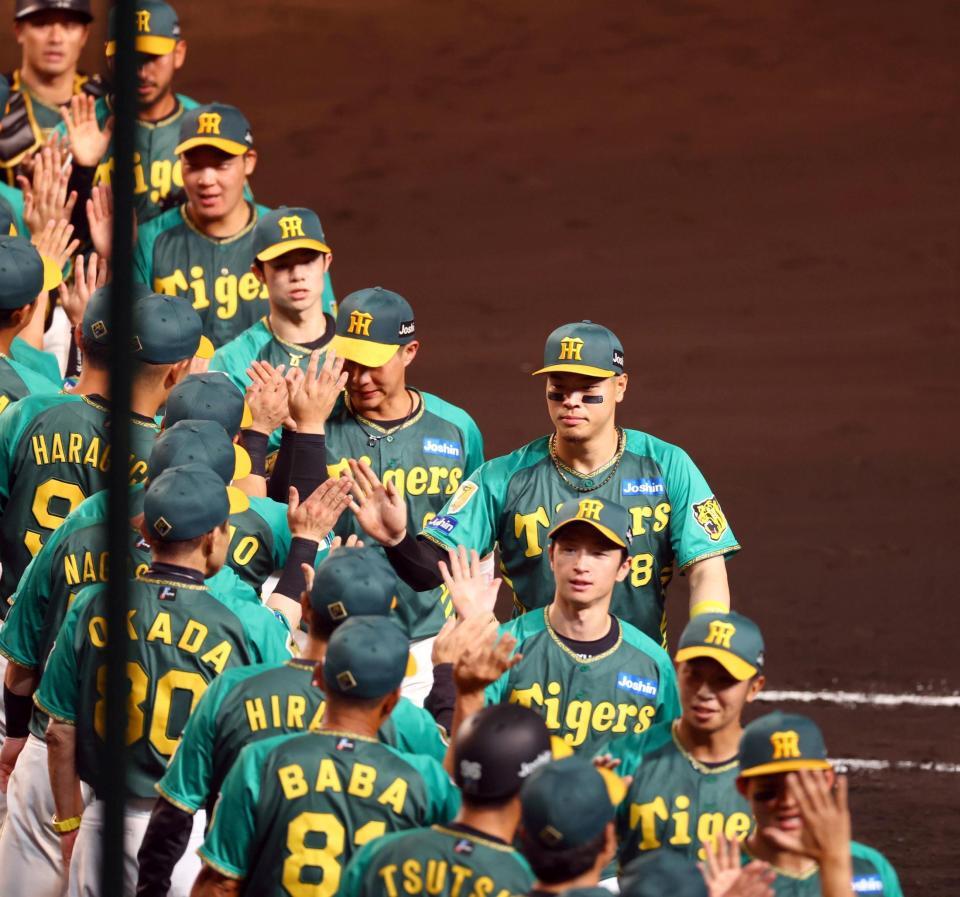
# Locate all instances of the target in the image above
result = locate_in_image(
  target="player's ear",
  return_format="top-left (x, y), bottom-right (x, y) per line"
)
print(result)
top-left (615, 552), bottom-right (631, 582)
top-left (735, 776), bottom-right (749, 798)
top-left (380, 687), bottom-right (401, 721)
top-left (614, 373), bottom-right (628, 403)
top-left (165, 357), bottom-right (192, 389)
top-left (745, 673), bottom-right (766, 702)
top-left (243, 149), bottom-right (258, 177)
top-left (299, 590), bottom-right (312, 626)
top-left (173, 40), bottom-right (187, 68)
top-left (547, 541), bottom-right (557, 572)
top-left (399, 341), bottom-right (419, 368)
top-left (251, 261), bottom-right (265, 285)
top-left (321, 251), bottom-right (332, 272)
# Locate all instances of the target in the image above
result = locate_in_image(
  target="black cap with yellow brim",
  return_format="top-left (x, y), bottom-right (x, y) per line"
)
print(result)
top-left (106, 0), bottom-right (180, 57)
top-left (254, 207), bottom-right (331, 262)
top-left (674, 611), bottom-right (764, 682)
top-left (533, 320), bottom-right (625, 378)
top-left (144, 462), bottom-right (249, 542)
top-left (175, 103), bottom-right (253, 157)
top-left (331, 286), bottom-right (416, 369)
top-left (0, 236), bottom-right (63, 309)
top-left (548, 497), bottom-right (633, 550)
top-left (738, 710), bottom-right (832, 779)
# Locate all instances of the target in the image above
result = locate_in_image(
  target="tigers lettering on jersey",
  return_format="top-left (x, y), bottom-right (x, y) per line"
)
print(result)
top-left (154, 265), bottom-right (269, 321)
top-left (97, 153), bottom-right (184, 207)
top-left (628, 794), bottom-right (752, 860)
top-left (276, 756), bottom-right (410, 815)
top-left (328, 455), bottom-right (463, 499)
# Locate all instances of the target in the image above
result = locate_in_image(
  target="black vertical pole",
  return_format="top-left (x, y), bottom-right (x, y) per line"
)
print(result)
top-left (105, 0), bottom-right (135, 893)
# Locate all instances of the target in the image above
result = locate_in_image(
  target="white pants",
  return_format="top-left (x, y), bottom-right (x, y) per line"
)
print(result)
top-left (400, 636), bottom-right (437, 707)
top-left (68, 797), bottom-right (206, 897)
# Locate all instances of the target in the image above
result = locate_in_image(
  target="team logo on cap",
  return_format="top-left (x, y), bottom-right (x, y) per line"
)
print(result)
top-left (347, 310), bottom-right (373, 337)
top-left (692, 496), bottom-right (728, 542)
top-left (327, 600), bottom-right (348, 621)
top-left (459, 759), bottom-right (482, 781)
top-left (136, 9), bottom-right (151, 31)
top-left (278, 215), bottom-right (305, 239)
top-left (196, 112), bottom-right (222, 135)
top-left (539, 825), bottom-right (564, 846)
top-left (705, 620), bottom-right (736, 649)
top-left (336, 670), bottom-right (357, 691)
top-left (91, 320), bottom-right (108, 339)
top-left (558, 336), bottom-right (584, 361)
top-left (153, 516), bottom-right (173, 537)
top-left (575, 498), bottom-right (604, 521)
top-left (770, 730), bottom-right (802, 760)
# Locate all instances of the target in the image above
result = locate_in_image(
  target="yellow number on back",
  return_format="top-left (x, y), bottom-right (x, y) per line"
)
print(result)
top-left (24, 478), bottom-right (86, 556)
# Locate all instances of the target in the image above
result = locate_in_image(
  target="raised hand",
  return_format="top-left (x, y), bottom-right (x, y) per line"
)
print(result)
top-left (32, 217), bottom-right (80, 272)
top-left (19, 143), bottom-right (77, 237)
top-left (86, 183), bottom-right (113, 260)
top-left (439, 545), bottom-right (501, 619)
top-left (60, 94), bottom-right (114, 168)
top-left (345, 458), bottom-right (407, 546)
top-left (245, 360), bottom-right (292, 434)
top-left (285, 349), bottom-right (346, 434)
top-left (700, 836), bottom-right (774, 897)
top-left (762, 771), bottom-right (852, 863)
top-left (58, 252), bottom-right (109, 327)
top-left (328, 534), bottom-right (364, 554)
top-left (453, 616), bottom-right (521, 693)
top-left (287, 480), bottom-right (353, 543)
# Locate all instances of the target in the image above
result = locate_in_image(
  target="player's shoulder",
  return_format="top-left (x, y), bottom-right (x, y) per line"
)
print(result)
top-left (176, 93), bottom-right (201, 111)
top-left (211, 318), bottom-right (272, 367)
top-left (474, 435), bottom-right (550, 482)
top-left (617, 617), bottom-right (674, 668)
top-left (139, 204), bottom-right (184, 239)
top-left (0, 390), bottom-right (75, 435)
top-left (417, 389), bottom-right (480, 433)
top-left (206, 565), bottom-right (264, 609)
top-left (205, 661), bottom-right (277, 710)
top-left (501, 607), bottom-right (550, 643)
top-left (66, 581), bottom-right (108, 618)
top-left (1, 356), bottom-right (60, 395)
top-left (607, 719), bottom-right (675, 768)
top-left (850, 841), bottom-right (901, 878)
top-left (245, 494), bottom-right (288, 527)
top-left (380, 740), bottom-right (449, 783)
top-left (623, 428), bottom-right (693, 466)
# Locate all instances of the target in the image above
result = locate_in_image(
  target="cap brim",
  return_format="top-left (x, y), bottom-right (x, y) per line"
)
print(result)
top-left (674, 646), bottom-right (757, 681)
top-left (532, 363), bottom-right (617, 378)
top-left (226, 485), bottom-right (250, 515)
top-left (175, 137), bottom-right (249, 156)
top-left (330, 334), bottom-right (398, 368)
top-left (739, 759), bottom-right (832, 779)
top-left (405, 652), bottom-right (417, 678)
top-left (233, 444), bottom-right (252, 481)
top-left (548, 518), bottom-right (627, 549)
top-left (106, 35), bottom-right (177, 57)
top-left (41, 255), bottom-right (63, 292)
top-left (597, 767), bottom-right (628, 806)
top-left (240, 402), bottom-right (253, 429)
top-left (257, 238), bottom-right (331, 261)
top-left (195, 336), bottom-right (215, 360)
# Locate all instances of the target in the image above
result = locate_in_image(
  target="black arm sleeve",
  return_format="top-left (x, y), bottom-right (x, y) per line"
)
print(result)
top-left (273, 537), bottom-right (318, 598)
top-left (135, 797), bottom-right (193, 897)
top-left (267, 428), bottom-right (296, 502)
top-left (423, 662), bottom-right (455, 735)
top-left (67, 164), bottom-right (96, 245)
top-left (240, 429), bottom-right (269, 477)
top-left (383, 532), bottom-right (446, 592)
top-left (267, 431), bottom-right (327, 503)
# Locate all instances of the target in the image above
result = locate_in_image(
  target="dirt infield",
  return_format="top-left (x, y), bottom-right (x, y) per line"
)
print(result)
top-left (70, 0), bottom-right (960, 886)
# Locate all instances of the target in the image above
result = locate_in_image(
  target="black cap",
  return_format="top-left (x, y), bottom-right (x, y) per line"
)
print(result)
top-left (15, 0), bottom-right (92, 21)
top-left (163, 372), bottom-right (252, 438)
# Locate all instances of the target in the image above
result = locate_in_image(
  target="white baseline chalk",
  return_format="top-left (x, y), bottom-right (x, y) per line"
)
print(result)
top-left (757, 689), bottom-right (960, 708)
top-left (833, 758), bottom-right (960, 774)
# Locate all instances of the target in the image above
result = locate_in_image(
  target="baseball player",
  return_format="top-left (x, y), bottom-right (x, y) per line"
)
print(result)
top-left (618, 847), bottom-right (774, 897)
top-left (34, 463), bottom-right (291, 896)
top-left (611, 611), bottom-right (766, 865)
top-left (353, 320), bottom-right (739, 646)
top-left (0, 0), bottom-right (103, 179)
top-left (423, 498), bottom-right (680, 754)
top-left (191, 615), bottom-right (460, 897)
top-left (0, 235), bottom-right (63, 413)
top-left (736, 711), bottom-right (903, 896)
top-left (137, 547), bottom-right (447, 896)
top-left (341, 704), bottom-right (552, 897)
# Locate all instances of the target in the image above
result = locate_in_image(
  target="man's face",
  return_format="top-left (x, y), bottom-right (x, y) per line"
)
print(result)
top-left (677, 658), bottom-right (759, 734)
top-left (257, 249), bottom-right (330, 315)
top-left (181, 147), bottom-right (255, 223)
top-left (344, 343), bottom-right (417, 417)
top-left (15, 11), bottom-right (89, 78)
top-left (545, 372), bottom-right (626, 444)
top-left (132, 42), bottom-right (185, 108)
top-left (548, 523), bottom-right (630, 607)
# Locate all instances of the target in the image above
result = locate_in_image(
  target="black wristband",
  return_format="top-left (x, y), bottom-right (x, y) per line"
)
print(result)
top-left (4, 684), bottom-right (34, 738)
top-left (274, 537), bottom-right (319, 598)
top-left (240, 429), bottom-right (269, 477)
top-left (384, 532), bottom-right (446, 592)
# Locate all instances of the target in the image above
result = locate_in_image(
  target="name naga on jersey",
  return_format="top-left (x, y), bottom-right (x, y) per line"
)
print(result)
top-left (627, 793), bottom-right (752, 861)
top-left (153, 267), bottom-right (269, 321)
top-left (277, 754), bottom-right (410, 816)
top-left (97, 153), bottom-right (183, 206)
top-left (374, 858), bottom-right (517, 897)
top-left (31, 432), bottom-right (148, 481)
top-left (327, 455), bottom-right (463, 500)
top-left (63, 549), bottom-right (149, 589)
top-left (507, 680), bottom-right (657, 747)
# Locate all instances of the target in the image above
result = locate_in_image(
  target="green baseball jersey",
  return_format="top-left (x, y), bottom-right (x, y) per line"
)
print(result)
top-left (743, 842), bottom-right (903, 897)
top-left (134, 204), bottom-right (336, 347)
top-left (610, 721), bottom-right (751, 865)
top-left (0, 353), bottom-right (61, 415)
top-left (33, 572), bottom-right (290, 799)
top-left (198, 730), bottom-right (461, 895)
top-left (0, 180), bottom-right (26, 234)
top-left (341, 824), bottom-right (534, 897)
top-left (211, 314), bottom-right (337, 391)
top-left (9, 336), bottom-right (63, 382)
top-left (0, 393), bottom-right (158, 603)
top-left (420, 429), bottom-right (739, 645)
top-left (158, 659), bottom-right (447, 816)
top-left (485, 609), bottom-right (680, 754)
top-left (324, 390), bottom-right (484, 640)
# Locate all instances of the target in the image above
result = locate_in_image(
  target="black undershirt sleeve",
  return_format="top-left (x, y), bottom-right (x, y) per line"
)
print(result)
top-left (423, 662), bottom-right (455, 734)
top-left (267, 428), bottom-right (296, 502)
top-left (267, 431), bottom-right (327, 503)
top-left (135, 797), bottom-right (193, 897)
top-left (240, 429), bottom-right (269, 477)
top-left (384, 532), bottom-right (446, 592)
top-left (273, 537), bottom-right (318, 598)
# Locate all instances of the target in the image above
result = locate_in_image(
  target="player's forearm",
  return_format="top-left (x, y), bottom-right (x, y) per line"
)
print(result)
top-left (46, 721), bottom-right (83, 820)
top-left (4, 659), bottom-right (38, 695)
top-left (190, 866), bottom-right (242, 897)
top-left (384, 532), bottom-right (446, 591)
top-left (266, 430), bottom-right (327, 503)
top-left (136, 797), bottom-right (194, 897)
top-left (818, 851), bottom-right (855, 897)
top-left (4, 662), bottom-right (38, 741)
top-left (687, 555), bottom-right (731, 616)
top-left (18, 290), bottom-right (49, 349)
top-left (443, 689), bottom-right (486, 776)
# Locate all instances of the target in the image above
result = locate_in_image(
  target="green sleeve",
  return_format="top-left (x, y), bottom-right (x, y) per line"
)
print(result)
top-left (239, 603), bottom-right (293, 665)
top-left (0, 182), bottom-right (26, 235)
top-left (248, 496), bottom-right (291, 568)
top-left (133, 214), bottom-right (165, 286)
top-left (6, 360), bottom-right (61, 397)
top-left (622, 622), bottom-right (681, 723)
top-left (391, 750), bottom-right (460, 824)
top-left (323, 270), bottom-right (336, 316)
top-left (419, 459), bottom-right (505, 556)
top-left (340, 831), bottom-right (408, 897)
top-left (209, 341), bottom-right (252, 393)
top-left (198, 737), bottom-right (276, 879)
top-left (32, 588), bottom-right (96, 723)
top-left (0, 398), bottom-right (30, 508)
top-left (463, 416), bottom-right (484, 478)
top-left (390, 698), bottom-right (447, 762)
top-left (851, 843), bottom-right (903, 897)
top-left (9, 338), bottom-right (61, 385)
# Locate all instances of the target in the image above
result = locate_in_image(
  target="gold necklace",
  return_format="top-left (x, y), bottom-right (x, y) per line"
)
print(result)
top-left (549, 427), bottom-right (625, 492)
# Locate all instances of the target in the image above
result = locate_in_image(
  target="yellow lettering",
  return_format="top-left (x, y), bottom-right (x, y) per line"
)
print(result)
top-left (575, 498), bottom-right (604, 521)
top-left (189, 266), bottom-right (209, 311)
top-left (445, 467), bottom-right (462, 495)
top-left (705, 620), bottom-right (736, 648)
top-left (347, 310), bottom-right (373, 336)
top-left (669, 794), bottom-right (692, 845)
top-left (591, 701), bottom-right (616, 732)
top-left (514, 506), bottom-right (550, 558)
top-left (695, 811), bottom-right (724, 855)
top-left (406, 466), bottom-right (428, 496)
top-left (146, 612), bottom-right (173, 644)
top-left (271, 693), bottom-right (282, 728)
top-left (613, 702), bottom-right (638, 733)
top-left (314, 758), bottom-right (342, 793)
top-left (214, 274), bottom-right (238, 320)
top-left (348, 762), bottom-right (377, 798)
top-left (558, 336), bottom-right (584, 361)
top-left (402, 859), bottom-right (423, 895)
top-left (630, 796), bottom-right (668, 850)
top-left (426, 466), bottom-right (448, 495)
top-left (629, 505), bottom-right (653, 535)
top-left (377, 864), bottom-right (400, 897)
top-left (245, 698), bottom-right (267, 732)
top-left (564, 700), bottom-right (593, 747)
top-left (126, 609), bottom-right (138, 640)
top-left (83, 437), bottom-right (102, 468)
top-left (196, 112), bottom-right (222, 135)
top-left (378, 776), bottom-right (408, 814)
top-left (278, 215), bottom-right (305, 239)
top-left (67, 432), bottom-right (82, 464)
top-left (50, 433), bottom-right (66, 463)
top-left (31, 434), bottom-right (48, 465)
top-left (770, 731), bottom-right (801, 759)
top-left (287, 695), bottom-right (306, 728)
top-left (653, 502), bottom-right (671, 532)
top-left (278, 763), bottom-right (308, 799)
top-left (425, 859), bottom-right (447, 895)
top-left (63, 553), bottom-right (80, 586)
top-left (88, 616), bottom-right (108, 647)
top-left (633, 704), bottom-right (656, 735)
top-left (199, 641), bottom-right (232, 673)
top-left (178, 620), bottom-right (208, 653)
top-left (149, 159), bottom-right (173, 203)
top-left (135, 9), bottom-right (151, 31)
top-left (238, 272), bottom-right (261, 301)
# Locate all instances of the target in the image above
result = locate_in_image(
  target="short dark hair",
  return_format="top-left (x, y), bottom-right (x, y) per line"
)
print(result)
top-left (309, 612), bottom-right (337, 642)
top-left (0, 307), bottom-right (20, 328)
top-left (517, 826), bottom-right (607, 884)
top-left (461, 791), bottom-right (515, 811)
top-left (78, 335), bottom-right (111, 369)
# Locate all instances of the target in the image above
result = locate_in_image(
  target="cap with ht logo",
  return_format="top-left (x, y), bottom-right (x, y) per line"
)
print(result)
top-left (143, 462), bottom-right (249, 542)
top-left (148, 419), bottom-right (251, 485)
top-left (0, 235), bottom-right (63, 309)
top-left (330, 287), bottom-right (416, 368)
top-left (321, 616), bottom-right (414, 699)
top-left (738, 710), bottom-right (831, 778)
top-left (16, 0), bottom-right (93, 23)
top-left (309, 548), bottom-right (397, 627)
top-left (253, 207), bottom-right (331, 262)
top-left (106, 0), bottom-right (180, 57)
top-left (533, 320), bottom-right (625, 378)
top-left (674, 611), bottom-right (764, 681)
top-left (164, 372), bottom-right (253, 438)
top-left (548, 497), bottom-right (633, 549)
top-left (620, 850), bottom-right (708, 897)
top-left (175, 103), bottom-right (253, 156)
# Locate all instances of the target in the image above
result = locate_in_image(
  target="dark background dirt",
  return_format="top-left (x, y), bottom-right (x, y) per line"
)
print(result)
top-left (9, 0), bottom-right (959, 887)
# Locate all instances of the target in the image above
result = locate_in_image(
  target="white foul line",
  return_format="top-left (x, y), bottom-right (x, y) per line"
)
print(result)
top-left (833, 758), bottom-right (960, 774)
top-left (757, 689), bottom-right (960, 708)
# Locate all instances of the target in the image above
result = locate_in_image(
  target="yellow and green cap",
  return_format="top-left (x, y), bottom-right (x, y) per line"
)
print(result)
top-left (310, 548), bottom-right (398, 627)
top-left (738, 711), bottom-right (832, 779)
top-left (533, 320), bottom-right (624, 378)
top-left (147, 419), bottom-right (251, 485)
top-left (163, 372), bottom-right (253, 438)
top-left (548, 497), bottom-right (633, 549)
top-left (175, 103), bottom-right (253, 156)
top-left (330, 286), bottom-right (416, 368)
top-left (620, 851), bottom-right (708, 897)
top-left (0, 235), bottom-right (62, 309)
top-left (144, 462), bottom-right (249, 542)
top-left (322, 616), bottom-right (413, 699)
top-left (519, 756), bottom-right (627, 850)
top-left (106, 0), bottom-right (180, 57)
top-left (254, 207), bottom-right (331, 262)
top-left (675, 611), bottom-right (764, 681)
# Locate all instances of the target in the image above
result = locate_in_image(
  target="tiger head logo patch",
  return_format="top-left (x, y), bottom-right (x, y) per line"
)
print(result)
top-left (692, 497), bottom-right (728, 542)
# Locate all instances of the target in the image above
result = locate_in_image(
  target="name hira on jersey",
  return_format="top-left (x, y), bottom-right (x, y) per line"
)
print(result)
top-left (153, 266), bottom-right (269, 321)
top-left (31, 432), bottom-right (148, 481)
top-left (373, 858), bottom-right (517, 897)
top-left (327, 455), bottom-right (463, 500)
top-left (244, 692), bottom-right (326, 735)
